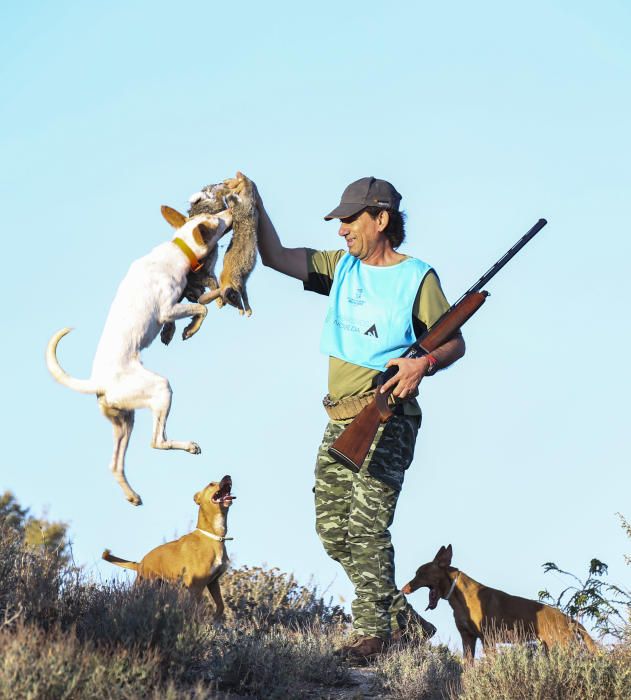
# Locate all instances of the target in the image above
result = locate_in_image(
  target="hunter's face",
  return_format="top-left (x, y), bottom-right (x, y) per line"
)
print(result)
top-left (338, 210), bottom-right (388, 260)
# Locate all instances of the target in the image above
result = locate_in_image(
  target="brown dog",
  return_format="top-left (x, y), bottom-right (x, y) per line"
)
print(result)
top-left (401, 545), bottom-right (596, 659)
top-left (103, 476), bottom-right (235, 619)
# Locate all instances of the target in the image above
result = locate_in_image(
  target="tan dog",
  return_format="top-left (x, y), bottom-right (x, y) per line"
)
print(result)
top-left (103, 476), bottom-right (235, 619)
top-left (401, 545), bottom-right (596, 659)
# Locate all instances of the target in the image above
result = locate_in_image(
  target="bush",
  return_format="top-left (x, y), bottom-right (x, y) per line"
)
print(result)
top-left (0, 623), bottom-right (165, 700)
top-left (374, 642), bottom-right (462, 699)
top-left (212, 623), bottom-right (350, 698)
top-left (0, 527), bottom-right (350, 698)
top-left (0, 491), bottom-right (70, 562)
top-left (455, 641), bottom-right (631, 700)
top-left (221, 564), bottom-right (349, 628)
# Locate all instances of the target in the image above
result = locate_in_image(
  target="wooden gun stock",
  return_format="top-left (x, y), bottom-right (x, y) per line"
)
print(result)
top-left (329, 291), bottom-right (488, 472)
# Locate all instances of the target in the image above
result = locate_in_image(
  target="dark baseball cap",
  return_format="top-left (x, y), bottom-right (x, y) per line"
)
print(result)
top-left (324, 177), bottom-right (402, 221)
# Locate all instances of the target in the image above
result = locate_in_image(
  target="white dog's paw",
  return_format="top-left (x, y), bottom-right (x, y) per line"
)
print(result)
top-left (188, 443), bottom-right (201, 455)
top-left (161, 322), bottom-right (176, 345)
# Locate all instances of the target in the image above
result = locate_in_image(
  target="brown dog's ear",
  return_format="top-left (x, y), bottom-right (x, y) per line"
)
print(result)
top-left (193, 491), bottom-right (202, 505)
top-left (433, 545), bottom-right (453, 568)
top-left (434, 544), bottom-right (453, 568)
top-left (161, 205), bottom-right (188, 228)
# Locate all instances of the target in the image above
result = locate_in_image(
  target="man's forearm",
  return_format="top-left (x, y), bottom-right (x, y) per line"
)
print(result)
top-left (257, 201), bottom-right (283, 266)
top-left (256, 197), bottom-right (308, 281)
top-left (428, 333), bottom-right (466, 371)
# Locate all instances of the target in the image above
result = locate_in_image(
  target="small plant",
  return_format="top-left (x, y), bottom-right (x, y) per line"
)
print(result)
top-left (538, 514), bottom-right (631, 641)
top-left (618, 512), bottom-right (631, 566)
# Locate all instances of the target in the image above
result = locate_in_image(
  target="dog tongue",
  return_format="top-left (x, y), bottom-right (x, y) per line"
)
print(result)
top-left (426, 588), bottom-right (439, 611)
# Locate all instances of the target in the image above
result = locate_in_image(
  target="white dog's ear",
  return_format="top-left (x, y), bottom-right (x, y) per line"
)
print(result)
top-left (192, 222), bottom-right (214, 246)
top-left (193, 491), bottom-right (202, 505)
top-left (161, 205), bottom-right (188, 228)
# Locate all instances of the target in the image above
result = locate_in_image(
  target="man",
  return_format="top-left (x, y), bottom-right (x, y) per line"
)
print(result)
top-left (224, 173), bottom-right (465, 661)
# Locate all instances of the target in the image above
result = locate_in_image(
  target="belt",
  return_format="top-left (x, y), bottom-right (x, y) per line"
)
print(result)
top-left (323, 391), bottom-right (408, 421)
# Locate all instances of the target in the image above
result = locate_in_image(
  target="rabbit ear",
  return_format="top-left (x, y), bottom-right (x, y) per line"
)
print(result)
top-left (161, 205), bottom-right (188, 228)
top-left (189, 191), bottom-right (205, 205)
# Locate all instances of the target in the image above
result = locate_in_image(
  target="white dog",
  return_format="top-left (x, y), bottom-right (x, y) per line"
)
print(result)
top-left (46, 205), bottom-right (232, 506)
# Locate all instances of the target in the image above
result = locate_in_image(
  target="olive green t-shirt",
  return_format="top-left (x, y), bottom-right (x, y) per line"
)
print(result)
top-left (304, 249), bottom-right (453, 414)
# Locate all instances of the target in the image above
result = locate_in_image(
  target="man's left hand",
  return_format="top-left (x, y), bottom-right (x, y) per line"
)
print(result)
top-left (380, 357), bottom-right (430, 399)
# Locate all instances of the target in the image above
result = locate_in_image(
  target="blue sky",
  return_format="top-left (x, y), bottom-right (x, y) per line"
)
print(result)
top-left (2, 1), bottom-right (629, 649)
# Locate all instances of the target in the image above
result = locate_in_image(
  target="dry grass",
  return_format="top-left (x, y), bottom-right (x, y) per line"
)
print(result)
top-left (0, 526), bottom-right (350, 698)
top-left (371, 624), bottom-right (631, 700)
top-left (0, 623), bottom-right (166, 700)
top-left (456, 640), bottom-right (631, 700)
top-left (2, 524), bottom-right (630, 698)
top-left (373, 641), bottom-right (462, 699)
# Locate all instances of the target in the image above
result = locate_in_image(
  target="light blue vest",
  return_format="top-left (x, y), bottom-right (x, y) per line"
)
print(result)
top-left (320, 253), bottom-right (432, 371)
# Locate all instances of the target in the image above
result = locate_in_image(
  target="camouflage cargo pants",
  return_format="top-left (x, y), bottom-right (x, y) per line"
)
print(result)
top-left (314, 413), bottom-right (421, 638)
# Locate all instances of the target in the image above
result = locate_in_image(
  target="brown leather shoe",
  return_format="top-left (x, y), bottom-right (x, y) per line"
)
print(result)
top-left (333, 637), bottom-right (361, 658)
top-left (345, 635), bottom-right (390, 663)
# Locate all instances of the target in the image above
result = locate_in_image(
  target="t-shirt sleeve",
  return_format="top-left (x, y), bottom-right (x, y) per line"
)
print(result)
top-left (412, 270), bottom-right (456, 337)
top-left (303, 249), bottom-right (346, 296)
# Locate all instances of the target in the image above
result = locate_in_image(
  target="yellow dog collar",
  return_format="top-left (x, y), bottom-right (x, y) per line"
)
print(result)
top-left (172, 237), bottom-right (203, 272)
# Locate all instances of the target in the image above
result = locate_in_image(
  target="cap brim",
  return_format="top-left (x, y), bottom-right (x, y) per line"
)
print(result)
top-left (323, 202), bottom-right (366, 221)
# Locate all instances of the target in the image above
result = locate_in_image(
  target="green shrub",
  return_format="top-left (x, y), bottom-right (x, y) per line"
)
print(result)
top-left (0, 491), bottom-right (70, 562)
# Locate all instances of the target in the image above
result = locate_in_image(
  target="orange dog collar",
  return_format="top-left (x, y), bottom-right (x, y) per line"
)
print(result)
top-left (172, 237), bottom-right (203, 272)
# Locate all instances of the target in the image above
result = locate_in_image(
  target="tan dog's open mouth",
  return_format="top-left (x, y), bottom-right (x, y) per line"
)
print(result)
top-left (212, 475), bottom-right (235, 505)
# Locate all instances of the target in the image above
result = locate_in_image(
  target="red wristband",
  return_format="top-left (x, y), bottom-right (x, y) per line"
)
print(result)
top-left (425, 353), bottom-right (439, 376)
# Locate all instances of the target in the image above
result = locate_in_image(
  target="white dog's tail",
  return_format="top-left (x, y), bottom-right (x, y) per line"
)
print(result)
top-left (46, 328), bottom-right (100, 395)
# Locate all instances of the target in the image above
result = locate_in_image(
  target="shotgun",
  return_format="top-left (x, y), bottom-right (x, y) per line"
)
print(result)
top-left (328, 218), bottom-right (548, 472)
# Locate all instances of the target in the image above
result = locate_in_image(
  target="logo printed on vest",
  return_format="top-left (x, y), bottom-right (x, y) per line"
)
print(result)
top-left (334, 318), bottom-right (361, 333)
top-left (364, 324), bottom-right (379, 338)
top-left (348, 288), bottom-right (365, 306)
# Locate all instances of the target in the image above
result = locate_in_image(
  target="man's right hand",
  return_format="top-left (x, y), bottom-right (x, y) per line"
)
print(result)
top-left (224, 171), bottom-right (259, 203)
top-left (225, 171), bottom-right (309, 281)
